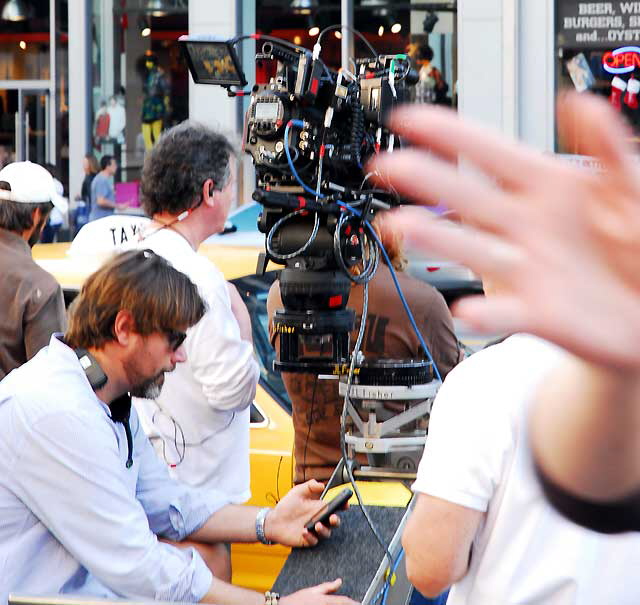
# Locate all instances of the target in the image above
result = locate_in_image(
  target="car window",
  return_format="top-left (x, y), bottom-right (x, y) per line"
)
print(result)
top-left (231, 272), bottom-right (292, 415)
top-left (250, 403), bottom-right (266, 424)
top-left (227, 203), bottom-right (261, 232)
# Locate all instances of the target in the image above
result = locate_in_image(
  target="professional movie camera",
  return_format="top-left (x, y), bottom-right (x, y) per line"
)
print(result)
top-left (180, 33), bottom-right (419, 375)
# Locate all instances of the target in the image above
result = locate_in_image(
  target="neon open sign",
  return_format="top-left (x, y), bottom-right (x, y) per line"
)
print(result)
top-left (603, 47), bottom-right (640, 74)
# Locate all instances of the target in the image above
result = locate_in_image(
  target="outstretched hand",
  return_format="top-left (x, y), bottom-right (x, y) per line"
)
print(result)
top-left (267, 480), bottom-right (346, 548)
top-left (371, 93), bottom-right (640, 371)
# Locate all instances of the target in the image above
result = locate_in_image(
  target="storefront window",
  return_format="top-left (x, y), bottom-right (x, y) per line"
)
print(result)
top-left (91, 1), bottom-right (189, 185)
top-left (255, 1), bottom-right (457, 108)
top-left (556, 0), bottom-right (640, 152)
top-left (0, 1), bottom-right (67, 177)
top-left (0, 40), bottom-right (50, 81)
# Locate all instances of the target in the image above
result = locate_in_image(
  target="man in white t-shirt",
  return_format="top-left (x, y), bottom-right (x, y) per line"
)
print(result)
top-left (402, 333), bottom-right (640, 604)
top-left (134, 122), bottom-right (260, 579)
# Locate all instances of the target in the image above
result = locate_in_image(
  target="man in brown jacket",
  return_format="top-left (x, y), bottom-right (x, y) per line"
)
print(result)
top-left (0, 161), bottom-right (67, 379)
top-left (268, 212), bottom-right (462, 483)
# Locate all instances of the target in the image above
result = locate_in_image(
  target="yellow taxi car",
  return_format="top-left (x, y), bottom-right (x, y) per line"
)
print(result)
top-left (33, 236), bottom-right (295, 592)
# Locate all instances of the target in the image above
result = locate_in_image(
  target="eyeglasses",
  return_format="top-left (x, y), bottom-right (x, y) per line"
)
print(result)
top-left (165, 329), bottom-right (187, 352)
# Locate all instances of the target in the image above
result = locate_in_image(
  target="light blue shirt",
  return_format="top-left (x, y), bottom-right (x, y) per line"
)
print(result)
top-left (89, 173), bottom-right (115, 221)
top-left (0, 335), bottom-right (230, 605)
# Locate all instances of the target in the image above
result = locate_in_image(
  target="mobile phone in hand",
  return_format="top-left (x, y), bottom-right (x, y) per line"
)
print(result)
top-left (305, 488), bottom-right (353, 534)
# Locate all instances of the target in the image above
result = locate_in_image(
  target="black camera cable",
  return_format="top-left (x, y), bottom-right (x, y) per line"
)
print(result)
top-left (333, 210), bottom-right (379, 284)
top-left (317, 25), bottom-right (378, 58)
top-left (339, 279), bottom-right (394, 568)
top-left (266, 208), bottom-right (320, 261)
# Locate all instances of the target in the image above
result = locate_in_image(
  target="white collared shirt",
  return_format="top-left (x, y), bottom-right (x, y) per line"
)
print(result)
top-left (135, 228), bottom-right (259, 502)
top-left (0, 335), bottom-right (229, 605)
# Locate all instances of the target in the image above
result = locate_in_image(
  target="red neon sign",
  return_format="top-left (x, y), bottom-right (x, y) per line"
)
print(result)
top-left (602, 47), bottom-right (640, 74)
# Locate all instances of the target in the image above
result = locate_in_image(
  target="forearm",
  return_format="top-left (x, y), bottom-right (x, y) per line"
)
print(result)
top-left (237, 316), bottom-right (253, 343)
top-left (97, 195), bottom-right (116, 209)
top-left (227, 282), bottom-right (253, 343)
top-left (402, 494), bottom-right (478, 597)
top-left (189, 482), bottom-right (330, 550)
top-left (190, 504), bottom-right (263, 544)
top-left (530, 356), bottom-right (640, 501)
top-left (200, 578), bottom-right (263, 605)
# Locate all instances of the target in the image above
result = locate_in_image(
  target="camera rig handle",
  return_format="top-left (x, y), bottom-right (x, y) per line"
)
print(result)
top-left (257, 41), bottom-right (304, 67)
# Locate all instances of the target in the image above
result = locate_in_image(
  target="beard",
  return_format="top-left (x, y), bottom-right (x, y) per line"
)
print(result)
top-left (130, 372), bottom-right (165, 399)
top-left (123, 353), bottom-right (172, 399)
top-left (28, 215), bottom-right (48, 248)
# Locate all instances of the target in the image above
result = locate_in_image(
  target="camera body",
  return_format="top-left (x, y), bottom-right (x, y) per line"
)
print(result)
top-left (244, 48), bottom-right (414, 194)
top-left (181, 35), bottom-right (417, 373)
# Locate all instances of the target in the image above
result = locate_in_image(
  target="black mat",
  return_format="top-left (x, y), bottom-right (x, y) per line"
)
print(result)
top-left (273, 506), bottom-right (406, 601)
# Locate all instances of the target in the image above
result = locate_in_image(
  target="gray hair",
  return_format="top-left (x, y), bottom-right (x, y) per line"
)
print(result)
top-left (140, 120), bottom-right (235, 216)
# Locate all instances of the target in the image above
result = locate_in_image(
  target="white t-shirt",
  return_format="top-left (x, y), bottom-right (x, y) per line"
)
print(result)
top-left (412, 334), bottom-right (640, 605)
top-left (134, 228), bottom-right (260, 503)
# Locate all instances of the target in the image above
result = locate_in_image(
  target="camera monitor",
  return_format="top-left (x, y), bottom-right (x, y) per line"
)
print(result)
top-left (179, 36), bottom-right (247, 87)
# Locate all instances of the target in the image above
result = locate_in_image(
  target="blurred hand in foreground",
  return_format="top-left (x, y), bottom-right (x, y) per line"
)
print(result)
top-left (371, 93), bottom-right (640, 371)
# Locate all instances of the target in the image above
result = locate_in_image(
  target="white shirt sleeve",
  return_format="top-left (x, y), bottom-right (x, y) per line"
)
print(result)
top-left (11, 405), bottom-right (213, 603)
top-left (187, 278), bottom-right (260, 412)
top-left (412, 351), bottom-right (514, 512)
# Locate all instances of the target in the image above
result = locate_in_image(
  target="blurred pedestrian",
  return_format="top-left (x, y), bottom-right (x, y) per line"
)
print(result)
top-left (74, 153), bottom-right (99, 233)
top-left (0, 161), bottom-right (67, 379)
top-left (80, 153), bottom-right (99, 204)
top-left (414, 44), bottom-right (449, 105)
top-left (89, 155), bottom-right (119, 221)
top-left (40, 164), bottom-right (68, 243)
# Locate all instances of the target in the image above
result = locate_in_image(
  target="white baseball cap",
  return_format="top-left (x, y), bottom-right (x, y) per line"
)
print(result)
top-left (0, 161), bottom-right (68, 214)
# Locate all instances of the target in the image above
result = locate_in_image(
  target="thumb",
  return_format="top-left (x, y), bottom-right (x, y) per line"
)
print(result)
top-left (315, 578), bottom-right (343, 594)
top-left (305, 479), bottom-right (325, 496)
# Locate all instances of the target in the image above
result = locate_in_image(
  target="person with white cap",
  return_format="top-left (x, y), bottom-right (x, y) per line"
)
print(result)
top-left (0, 160), bottom-right (67, 380)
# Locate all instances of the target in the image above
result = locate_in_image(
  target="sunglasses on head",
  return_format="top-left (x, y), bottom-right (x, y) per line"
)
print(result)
top-left (165, 329), bottom-right (187, 352)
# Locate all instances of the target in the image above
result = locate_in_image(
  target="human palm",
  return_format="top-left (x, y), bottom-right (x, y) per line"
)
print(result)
top-left (269, 480), bottom-right (343, 548)
top-left (371, 93), bottom-right (640, 370)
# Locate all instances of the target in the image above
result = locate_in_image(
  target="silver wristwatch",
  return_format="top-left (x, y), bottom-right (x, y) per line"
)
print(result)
top-left (264, 591), bottom-right (280, 605)
top-left (255, 507), bottom-right (274, 545)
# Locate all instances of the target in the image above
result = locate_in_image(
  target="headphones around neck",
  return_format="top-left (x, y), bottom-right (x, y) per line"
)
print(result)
top-left (74, 348), bottom-right (107, 391)
top-left (74, 347), bottom-right (133, 468)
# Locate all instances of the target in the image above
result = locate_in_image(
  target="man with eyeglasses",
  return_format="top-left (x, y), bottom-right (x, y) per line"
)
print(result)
top-left (0, 249), bottom-right (354, 605)
top-left (134, 122), bottom-right (260, 580)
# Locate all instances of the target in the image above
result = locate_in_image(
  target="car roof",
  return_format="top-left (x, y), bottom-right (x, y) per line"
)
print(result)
top-left (32, 241), bottom-right (267, 291)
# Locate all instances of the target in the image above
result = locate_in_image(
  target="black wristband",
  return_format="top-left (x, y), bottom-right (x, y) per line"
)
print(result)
top-left (535, 459), bottom-right (640, 534)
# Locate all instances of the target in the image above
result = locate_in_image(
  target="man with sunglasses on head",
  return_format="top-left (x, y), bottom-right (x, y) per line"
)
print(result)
top-left (135, 122), bottom-right (260, 579)
top-left (0, 161), bottom-right (68, 380)
top-left (0, 249), bottom-right (353, 605)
